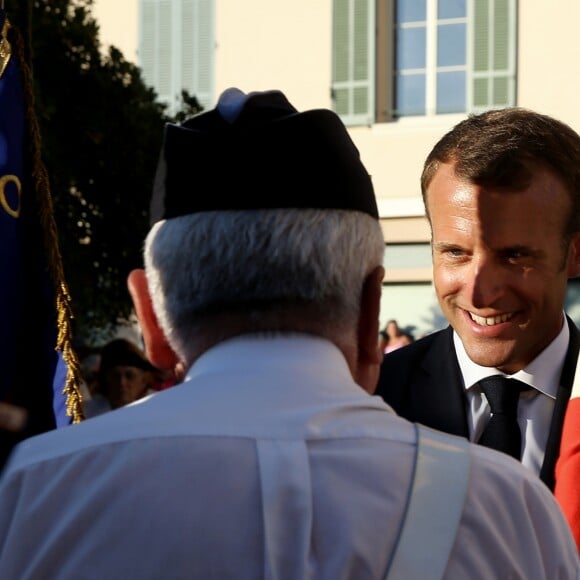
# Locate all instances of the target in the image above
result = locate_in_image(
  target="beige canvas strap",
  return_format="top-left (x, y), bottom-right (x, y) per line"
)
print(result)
top-left (384, 424), bottom-right (471, 580)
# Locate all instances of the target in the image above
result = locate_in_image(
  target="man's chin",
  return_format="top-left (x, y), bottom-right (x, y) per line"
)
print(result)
top-left (463, 344), bottom-right (523, 373)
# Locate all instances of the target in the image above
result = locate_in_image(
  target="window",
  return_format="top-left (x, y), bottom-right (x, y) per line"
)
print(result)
top-left (332, 0), bottom-right (517, 124)
top-left (139, 0), bottom-right (215, 114)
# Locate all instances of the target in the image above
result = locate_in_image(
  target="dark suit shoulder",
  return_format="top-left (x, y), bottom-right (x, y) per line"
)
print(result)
top-left (374, 327), bottom-right (457, 421)
top-left (378, 328), bottom-right (450, 382)
top-left (380, 330), bottom-right (445, 370)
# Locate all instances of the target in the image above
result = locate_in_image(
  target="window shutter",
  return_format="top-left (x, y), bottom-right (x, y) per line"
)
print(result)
top-left (157, 0), bottom-right (173, 100)
top-left (332, 0), bottom-right (375, 125)
top-left (471, 0), bottom-right (515, 111)
top-left (139, 0), bottom-right (214, 114)
top-left (182, 0), bottom-right (214, 111)
top-left (181, 1), bottom-right (195, 93)
top-left (138, 0), bottom-right (174, 107)
top-left (139, 0), bottom-right (157, 90)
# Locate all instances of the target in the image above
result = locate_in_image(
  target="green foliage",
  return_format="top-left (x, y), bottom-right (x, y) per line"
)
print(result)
top-left (7, 0), bottom-right (187, 343)
top-left (173, 90), bottom-right (204, 124)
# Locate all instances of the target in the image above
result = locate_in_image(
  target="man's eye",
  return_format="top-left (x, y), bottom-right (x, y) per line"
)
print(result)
top-left (447, 248), bottom-right (464, 257)
top-left (503, 249), bottom-right (527, 261)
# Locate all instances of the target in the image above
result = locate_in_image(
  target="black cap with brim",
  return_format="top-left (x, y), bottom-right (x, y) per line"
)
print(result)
top-left (150, 88), bottom-right (378, 223)
top-left (99, 339), bottom-right (156, 375)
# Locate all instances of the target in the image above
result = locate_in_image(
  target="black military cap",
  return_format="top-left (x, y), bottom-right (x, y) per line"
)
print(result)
top-left (150, 87), bottom-right (378, 223)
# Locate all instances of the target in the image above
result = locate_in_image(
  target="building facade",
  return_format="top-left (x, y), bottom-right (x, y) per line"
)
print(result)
top-left (132, 0), bottom-right (580, 337)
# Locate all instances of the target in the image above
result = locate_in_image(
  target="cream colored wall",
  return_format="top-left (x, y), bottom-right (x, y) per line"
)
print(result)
top-left (92, 0), bottom-right (139, 63)
top-left (93, 0), bottom-right (580, 197)
top-left (213, 0), bottom-right (455, 217)
top-left (517, 0), bottom-right (580, 129)
top-left (215, 0), bottom-right (580, 213)
top-left (214, 0), bottom-right (332, 112)
top-left (350, 117), bottom-right (460, 215)
top-left (90, 0), bottom-right (580, 334)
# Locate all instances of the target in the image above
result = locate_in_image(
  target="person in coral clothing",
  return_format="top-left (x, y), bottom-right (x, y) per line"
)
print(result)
top-left (555, 365), bottom-right (580, 551)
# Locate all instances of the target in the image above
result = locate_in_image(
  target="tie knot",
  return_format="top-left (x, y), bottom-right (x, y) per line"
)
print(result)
top-left (479, 376), bottom-right (527, 415)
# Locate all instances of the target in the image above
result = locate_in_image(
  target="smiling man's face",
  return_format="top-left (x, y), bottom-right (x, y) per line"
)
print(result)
top-left (428, 162), bottom-right (580, 373)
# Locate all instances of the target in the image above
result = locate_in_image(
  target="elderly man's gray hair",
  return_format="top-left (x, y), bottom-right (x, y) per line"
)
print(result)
top-left (144, 208), bottom-right (384, 364)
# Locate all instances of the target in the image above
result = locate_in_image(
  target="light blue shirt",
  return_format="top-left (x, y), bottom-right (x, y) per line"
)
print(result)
top-left (0, 335), bottom-right (577, 579)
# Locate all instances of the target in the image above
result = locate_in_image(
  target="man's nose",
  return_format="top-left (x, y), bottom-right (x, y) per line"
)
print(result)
top-left (469, 255), bottom-right (505, 308)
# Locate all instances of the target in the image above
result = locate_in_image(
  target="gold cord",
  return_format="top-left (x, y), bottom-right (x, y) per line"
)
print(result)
top-left (10, 23), bottom-right (85, 422)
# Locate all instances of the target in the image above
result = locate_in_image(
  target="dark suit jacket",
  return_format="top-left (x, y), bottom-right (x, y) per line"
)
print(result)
top-left (375, 317), bottom-right (580, 491)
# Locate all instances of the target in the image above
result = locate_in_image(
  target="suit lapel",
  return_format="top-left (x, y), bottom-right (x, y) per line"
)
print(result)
top-left (539, 317), bottom-right (580, 490)
top-left (413, 327), bottom-right (469, 437)
top-left (411, 320), bottom-right (579, 490)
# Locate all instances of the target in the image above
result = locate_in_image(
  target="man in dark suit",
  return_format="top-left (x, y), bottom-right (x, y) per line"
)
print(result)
top-left (375, 107), bottom-right (580, 491)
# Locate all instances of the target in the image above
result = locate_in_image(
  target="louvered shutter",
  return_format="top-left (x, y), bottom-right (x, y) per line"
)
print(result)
top-left (182, 0), bottom-right (214, 111)
top-left (471, 0), bottom-right (516, 110)
top-left (139, 0), bottom-right (214, 114)
top-left (138, 0), bottom-right (174, 108)
top-left (139, 0), bottom-right (157, 89)
top-left (332, 0), bottom-right (375, 125)
top-left (157, 0), bottom-right (173, 103)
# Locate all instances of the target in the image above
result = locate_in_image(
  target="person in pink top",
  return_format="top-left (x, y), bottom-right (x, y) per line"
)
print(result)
top-left (379, 319), bottom-right (412, 354)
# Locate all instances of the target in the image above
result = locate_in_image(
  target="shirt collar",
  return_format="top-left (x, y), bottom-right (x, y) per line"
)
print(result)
top-left (454, 316), bottom-right (569, 399)
top-left (186, 333), bottom-right (354, 387)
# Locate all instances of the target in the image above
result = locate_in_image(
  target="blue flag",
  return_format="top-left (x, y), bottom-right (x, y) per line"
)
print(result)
top-left (0, 11), bottom-right (83, 464)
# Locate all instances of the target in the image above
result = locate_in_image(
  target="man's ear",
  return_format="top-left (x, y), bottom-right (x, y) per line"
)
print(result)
top-left (355, 265), bottom-right (384, 393)
top-left (567, 232), bottom-right (580, 278)
top-left (127, 269), bottom-right (180, 371)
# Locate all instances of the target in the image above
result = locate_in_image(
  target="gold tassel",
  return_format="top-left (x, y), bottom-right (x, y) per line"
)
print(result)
top-left (11, 23), bottom-right (85, 423)
top-left (0, 16), bottom-right (11, 78)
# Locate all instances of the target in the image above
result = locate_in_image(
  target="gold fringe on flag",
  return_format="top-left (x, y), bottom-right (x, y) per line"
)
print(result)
top-left (0, 16), bottom-right (11, 78)
top-left (10, 22), bottom-right (85, 423)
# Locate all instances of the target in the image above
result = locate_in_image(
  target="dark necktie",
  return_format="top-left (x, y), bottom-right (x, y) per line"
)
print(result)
top-left (478, 376), bottom-right (527, 460)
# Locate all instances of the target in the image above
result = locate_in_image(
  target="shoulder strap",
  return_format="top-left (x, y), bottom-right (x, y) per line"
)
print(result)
top-left (384, 424), bottom-right (471, 580)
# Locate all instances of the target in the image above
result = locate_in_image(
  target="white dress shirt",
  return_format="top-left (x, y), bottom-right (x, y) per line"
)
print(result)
top-left (455, 319), bottom-right (568, 474)
top-left (0, 335), bottom-right (577, 579)
top-left (573, 359), bottom-right (580, 398)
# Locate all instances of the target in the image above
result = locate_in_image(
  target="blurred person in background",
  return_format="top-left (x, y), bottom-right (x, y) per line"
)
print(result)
top-left (379, 319), bottom-right (413, 354)
top-left (89, 338), bottom-right (157, 415)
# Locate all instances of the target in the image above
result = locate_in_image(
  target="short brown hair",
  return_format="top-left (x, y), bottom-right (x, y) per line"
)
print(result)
top-left (421, 108), bottom-right (580, 237)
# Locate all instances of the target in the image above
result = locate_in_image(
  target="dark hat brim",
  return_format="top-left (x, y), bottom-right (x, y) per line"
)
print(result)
top-left (150, 90), bottom-right (378, 223)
